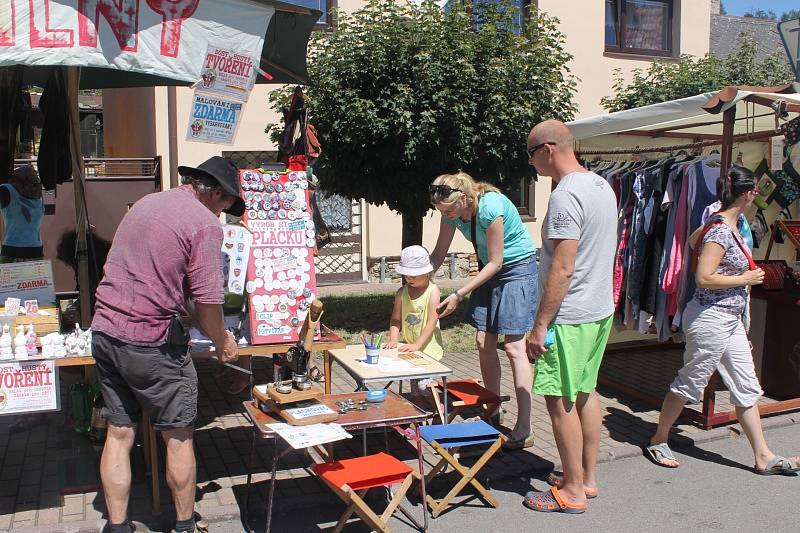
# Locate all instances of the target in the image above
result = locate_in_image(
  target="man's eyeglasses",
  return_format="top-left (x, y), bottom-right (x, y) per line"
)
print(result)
top-left (527, 142), bottom-right (555, 159)
top-left (429, 184), bottom-right (461, 198)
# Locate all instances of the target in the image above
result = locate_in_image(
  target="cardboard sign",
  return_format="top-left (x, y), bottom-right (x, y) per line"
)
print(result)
top-left (198, 46), bottom-right (257, 101)
top-left (240, 169), bottom-right (317, 344)
top-left (0, 360), bottom-right (58, 416)
top-left (0, 261), bottom-right (56, 308)
top-left (0, 1), bottom-right (273, 85)
top-left (186, 94), bottom-right (243, 145)
top-left (221, 224), bottom-right (252, 294)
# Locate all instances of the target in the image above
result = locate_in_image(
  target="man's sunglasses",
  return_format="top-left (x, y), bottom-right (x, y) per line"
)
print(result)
top-left (527, 141), bottom-right (555, 159)
top-left (429, 184), bottom-right (462, 198)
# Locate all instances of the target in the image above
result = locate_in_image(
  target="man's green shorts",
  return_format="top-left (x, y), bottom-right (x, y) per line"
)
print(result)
top-left (533, 315), bottom-right (613, 402)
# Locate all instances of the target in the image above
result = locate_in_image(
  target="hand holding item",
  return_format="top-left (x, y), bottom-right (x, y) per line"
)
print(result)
top-left (742, 268), bottom-right (765, 286)
top-left (526, 325), bottom-right (548, 361)
top-left (436, 292), bottom-right (460, 318)
top-left (220, 330), bottom-right (239, 363)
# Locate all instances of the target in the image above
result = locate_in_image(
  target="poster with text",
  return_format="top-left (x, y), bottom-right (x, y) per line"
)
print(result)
top-left (0, 360), bottom-right (58, 416)
top-left (240, 169), bottom-right (317, 344)
top-left (186, 93), bottom-right (243, 145)
top-left (198, 46), bottom-right (257, 101)
top-left (0, 260), bottom-right (56, 308)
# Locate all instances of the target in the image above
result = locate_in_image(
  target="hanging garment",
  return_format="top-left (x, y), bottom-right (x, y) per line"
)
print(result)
top-left (751, 209), bottom-right (769, 249)
top-left (0, 66), bottom-right (25, 181)
top-left (38, 68), bottom-right (72, 190)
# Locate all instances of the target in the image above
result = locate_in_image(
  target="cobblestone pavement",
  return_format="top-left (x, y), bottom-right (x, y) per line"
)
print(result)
top-left (2, 341), bottom-right (799, 531)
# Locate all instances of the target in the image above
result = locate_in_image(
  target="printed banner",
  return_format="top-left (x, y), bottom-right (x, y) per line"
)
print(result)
top-left (0, 1), bottom-right (272, 85)
top-left (240, 169), bottom-right (317, 344)
top-left (0, 260), bottom-right (56, 308)
top-left (198, 46), bottom-right (257, 101)
top-left (221, 224), bottom-right (252, 294)
top-left (186, 94), bottom-right (243, 145)
top-left (0, 360), bottom-right (58, 416)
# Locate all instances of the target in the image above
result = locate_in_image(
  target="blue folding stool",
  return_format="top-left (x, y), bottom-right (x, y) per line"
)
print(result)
top-left (419, 420), bottom-right (506, 517)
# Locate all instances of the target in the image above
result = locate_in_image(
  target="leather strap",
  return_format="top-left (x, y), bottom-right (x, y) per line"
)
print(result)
top-left (692, 220), bottom-right (756, 272)
top-left (470, 196), bottom-right (484, 271)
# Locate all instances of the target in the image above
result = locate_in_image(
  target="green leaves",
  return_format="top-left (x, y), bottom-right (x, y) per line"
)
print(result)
top-left (265, 0), bottom-right (576, 243)
top-left (601, 33), bottom-right (794, 112)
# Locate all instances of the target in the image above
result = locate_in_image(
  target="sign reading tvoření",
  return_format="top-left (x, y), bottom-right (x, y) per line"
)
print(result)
top-left (0, 360), bottom-right (59, 416)
top-left (199, 46), bottom-right (257, 101)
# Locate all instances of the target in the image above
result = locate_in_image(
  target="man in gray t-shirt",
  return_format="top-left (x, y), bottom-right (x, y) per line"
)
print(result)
top-left (522, 120), bottom-right (617, 516)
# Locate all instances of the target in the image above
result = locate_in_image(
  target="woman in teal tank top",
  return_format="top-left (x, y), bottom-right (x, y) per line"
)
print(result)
top-left (429, 171), bottom-right (539, 450)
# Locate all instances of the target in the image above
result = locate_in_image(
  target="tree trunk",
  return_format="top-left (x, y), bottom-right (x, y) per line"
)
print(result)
top-left (401, 211), bottom-right (424, 248)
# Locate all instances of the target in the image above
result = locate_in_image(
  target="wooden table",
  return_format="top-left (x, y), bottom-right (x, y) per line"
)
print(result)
top-left (244, 390), bottom-right (432, 533)
top-left (327, 344), bottom-right (454, 421)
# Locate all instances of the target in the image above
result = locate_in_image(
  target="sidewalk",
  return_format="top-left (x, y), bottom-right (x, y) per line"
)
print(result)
top-left (2, 308), bottom-right (799, 531)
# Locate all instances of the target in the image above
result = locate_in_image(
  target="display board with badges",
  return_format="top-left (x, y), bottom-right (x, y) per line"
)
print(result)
top-left (240, 169), bottom-right (317, 344)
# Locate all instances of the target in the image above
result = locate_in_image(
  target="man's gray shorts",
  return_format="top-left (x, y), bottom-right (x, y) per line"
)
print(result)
top-left (92, 331), bottom-right (198, 431)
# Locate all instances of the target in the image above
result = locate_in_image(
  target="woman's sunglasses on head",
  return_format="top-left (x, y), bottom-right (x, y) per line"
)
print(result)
top-left (429, 184), bottom-right (461, 198)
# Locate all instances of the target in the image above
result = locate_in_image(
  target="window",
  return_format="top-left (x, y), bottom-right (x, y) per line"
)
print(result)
top-left (605, 0), bottom-right (673, 56)
top-left (505, 175), bottom-right (536, 220)
top-left (282, 0), bottom-right (335, 28)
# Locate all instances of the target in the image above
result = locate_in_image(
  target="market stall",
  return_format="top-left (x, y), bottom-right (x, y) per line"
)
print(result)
top-left (566, 84), bottom-right (800, 428)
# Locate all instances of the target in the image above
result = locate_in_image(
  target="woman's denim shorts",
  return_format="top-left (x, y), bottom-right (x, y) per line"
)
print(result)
top-left (467, 256), bottom-right (539, 335)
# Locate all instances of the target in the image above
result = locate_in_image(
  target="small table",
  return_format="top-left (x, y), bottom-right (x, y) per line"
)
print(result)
top-left (327, 345), bottom-right (454, 421)
top-left (243, 391), bottom-right (432, 533)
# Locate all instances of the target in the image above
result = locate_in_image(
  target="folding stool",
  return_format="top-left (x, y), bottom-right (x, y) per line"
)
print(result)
top-left (428, 379), bottom-right (509, 424)
top-left (312, 452), bottom-right (423, 533)
top-left (419, 420), bottom-right (506, 517)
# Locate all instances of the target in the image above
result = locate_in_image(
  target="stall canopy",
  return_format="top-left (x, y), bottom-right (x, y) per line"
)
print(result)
top-left (568, 83), bottom-right (800, 141)
top-left (0, 0), bottom-right (321, 86)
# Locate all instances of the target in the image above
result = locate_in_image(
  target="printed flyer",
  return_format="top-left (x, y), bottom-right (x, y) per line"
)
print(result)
top-left (198, 45), bottom-right (257, 101)
top-left (0, 360), bottom-right (58, 415)
top-left (186, 93), bottom-right (243, 145)
top-left (0, 260), bottom-right (56, 307)
top-left (240, 169), bottom-right (317, 344)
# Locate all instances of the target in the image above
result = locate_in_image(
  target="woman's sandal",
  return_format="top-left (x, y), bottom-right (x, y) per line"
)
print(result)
top-left (754, 456), bottom-right (800, 476)
top-left (546, 471), bottom-right (599, 499)
top-left (645, 442), bottom-right (680, 468)
top-left (523, 486), bottom-right (588, 514)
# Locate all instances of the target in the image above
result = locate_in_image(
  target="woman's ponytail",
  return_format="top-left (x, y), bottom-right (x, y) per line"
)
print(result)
top-left (716, 165), bottom-right (754, 209)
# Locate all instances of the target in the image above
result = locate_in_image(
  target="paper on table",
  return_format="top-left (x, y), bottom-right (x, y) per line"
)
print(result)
top-left (266, 422), bottom-right (352, 449)
top-left (357, 358), bottom-right (416, 372)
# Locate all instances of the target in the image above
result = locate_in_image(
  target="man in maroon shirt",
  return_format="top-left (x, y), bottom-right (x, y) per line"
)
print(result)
top-left (92, 156), bottom-right (243, 533)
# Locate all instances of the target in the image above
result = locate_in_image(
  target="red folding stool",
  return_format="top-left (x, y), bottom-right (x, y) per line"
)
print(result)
top-left (429, 379), bottom-right (510, 424)
top-left (313, 452), bottom-right (425, 532)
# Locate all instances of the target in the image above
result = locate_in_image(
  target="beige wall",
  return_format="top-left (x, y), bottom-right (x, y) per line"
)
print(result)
top-left (102, 88), bottom-right (157, 158)
top-left (538, 0), bottom-right (711, 118)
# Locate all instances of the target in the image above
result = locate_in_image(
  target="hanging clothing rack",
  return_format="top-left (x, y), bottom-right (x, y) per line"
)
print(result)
top-left (576, 128), bottom-right (782, 156)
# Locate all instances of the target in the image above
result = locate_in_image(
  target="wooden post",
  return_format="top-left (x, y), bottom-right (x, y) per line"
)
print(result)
top-left (66, 67), bottom-right (93, 327)
top-left (719, 106), bottom-right (736, 178)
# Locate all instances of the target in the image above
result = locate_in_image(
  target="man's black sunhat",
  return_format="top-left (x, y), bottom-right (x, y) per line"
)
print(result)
top-left (178, 156), bottom-right (245, 217)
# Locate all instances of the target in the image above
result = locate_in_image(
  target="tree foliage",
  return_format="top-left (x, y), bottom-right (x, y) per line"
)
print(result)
top-left (743, 9), bottom-right (777, 20)
top-left (781, 9), bottom-right (800, 22)
top-left (601, 33), bottom-right (794, 112)
top-left (265, 0), bottom-right (576, 245)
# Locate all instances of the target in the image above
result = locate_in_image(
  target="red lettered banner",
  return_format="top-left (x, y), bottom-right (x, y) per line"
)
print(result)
top-left (0, 360), bottom-right (58, 415)
top-left (240, 169), bottom-right (317, 345)
top-left (0, 0), bottom-right (272, 84)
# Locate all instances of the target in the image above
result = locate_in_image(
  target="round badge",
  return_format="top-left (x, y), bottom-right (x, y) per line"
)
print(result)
top-left (255, 268), bottom-right (265, 279)
top-left (288, 172), bottom-right (298, 181)
top-left (270, 295), bottom-right (280, 305)
top-left (232, 281), bottom-right (242, 292)
top-left (271, 173), bottom-right (280, 181)
top-left (302, 288), bottom-right (312, 298)
top-left (245, 281), bottom-right (256, 293)
top-left (298, 300), bottom-right (309, 311)
top-left (306, 229), bottom-right (316, 238)
top-left (268, 211), bottom-right (278, 220)
top-left (254, 301), bottom-right (265, 313)
top-left (302, 261), bottom-right (311, 271)
top-left (275, 183), bottom-right (284, 193)
top-left (254, 278), bottom-right (263, 288)
top-left (245, 191), bottom-right (254, 200)
top-left (300, 248), bottom-right (309, 258)
top-left (301, 273), bottom-right (310, 283)
top-left (252, 248), bottom-right (262, 258)
top-left (265, 183), bottom-right (274, 193)
top-left (290, 317), bottom-right (300, 327)
top-left (287, 211), bottom-right (296, 220)
top-left (288, 298), bottom-right (297, 306)
top-left (244, 200), bottom-right (252, 209)
top-left (259, 211), bottom-right (267, 220)
top-left (274, 248), bottom-right (283, 258)
top-left (265, 303), bottom-right (276, 312)
top-left (262, 248), bottom-right (273, 258)
top-left (287, 289), bottom-right (297, 299)
top-left (263, 280), bottom-right (273, 291)
top-left (271, 201), bottom-right (280, 211)
top-left (306, 238), bottom-right (315, 247)
top-left (277, 271), bottom-right (286, 281)
top-left (247, 209), bottom-right (258, 219)
top-left (302, 212), bottom-right (312, 220)
top-left (279, 294), bottom-right (289, 304)
top-left (299, 181), bottom-right (308, 190)
top-left (278, 303), bottom-right (288, 313)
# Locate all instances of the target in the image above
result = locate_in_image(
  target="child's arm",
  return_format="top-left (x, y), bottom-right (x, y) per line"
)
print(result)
top-left (399, 284), bottom-right (441, 352)
top-left (383, 290), bottom-right (403, 349)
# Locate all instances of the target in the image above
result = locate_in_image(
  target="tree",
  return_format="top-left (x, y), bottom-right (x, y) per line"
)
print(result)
top-left (601, 33), bottom-right (794, 112)
top-left (743, 9), bottom-right (777, 20)
top-left (719, 2), bottom-right (727, 15)
top-left (781, 9), bottom-right (800, 21)
top-left (265, 0), bottom-right (576, 247)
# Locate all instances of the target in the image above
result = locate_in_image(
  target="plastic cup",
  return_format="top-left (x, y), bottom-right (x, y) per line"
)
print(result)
top-left (365, 347), bottom-right (380, 364)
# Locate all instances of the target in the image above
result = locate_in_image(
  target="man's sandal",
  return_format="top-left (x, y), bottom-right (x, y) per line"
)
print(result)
top-left (645, 442), bottom-right (680, 468)
top-left (754, 456), bottom-right (800, 476)
top-left (523, 486), bottom-right (588, 514)
top-left (546, 471), bottom-right (598, 498)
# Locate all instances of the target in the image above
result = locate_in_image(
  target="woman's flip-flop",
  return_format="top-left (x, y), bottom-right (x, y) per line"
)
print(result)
top-left (546, 471), bottom-right (598, 498)
top-left (523, 486), bottom-right (588, 514)
top-left (754, 456), bottom-right (800, 476)
top-left (645, 442), bottom-right (680, 468)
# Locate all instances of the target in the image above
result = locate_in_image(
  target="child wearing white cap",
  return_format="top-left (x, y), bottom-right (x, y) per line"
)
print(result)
top-left (384, 246), bottom-right (444, 371)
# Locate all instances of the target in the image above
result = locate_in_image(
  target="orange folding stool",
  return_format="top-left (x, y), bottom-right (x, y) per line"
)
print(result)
top-left (429, 379), bottom-right (510, 424)
top-left (313, 452), bottom-right (424, 533)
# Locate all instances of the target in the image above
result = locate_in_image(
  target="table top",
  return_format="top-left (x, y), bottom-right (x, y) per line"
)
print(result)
top-left (327, 344), bottom-right (453, 382)
top-left (244, 390), bottom-right (431, 438)
top-left (191, 324), bottom-right (345, 357)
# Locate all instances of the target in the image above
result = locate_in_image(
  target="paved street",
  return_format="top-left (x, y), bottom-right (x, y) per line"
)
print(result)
top-left (215, 424), bottom-right (800, 533)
